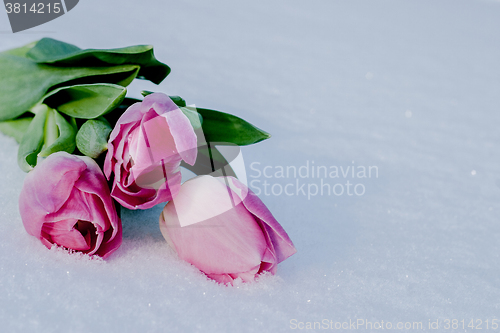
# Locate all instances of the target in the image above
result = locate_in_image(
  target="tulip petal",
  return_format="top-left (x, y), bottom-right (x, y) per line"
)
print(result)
top-left (259, 247), bottom-right (278, 274)
top-left (163, 108), bottom-right (197, 166)
top-left (141, 115), bottom-right (178, 164)
top-left (104, 121), bottom-right (138, 179)
top-left (225, 177), bottom-right (297, 263)
top-left (94, 223), bottom-right (122, 259)
top-left (112, 166), bottom-right (181, 210)
top-left (140, 93), bottom-right (197, 166)
top-left (105, 93), bottom-right (196, 209)
top-left (19, 152), bottom-right (86, 237)
top-left (41, 219), bottom-right (91, 251)
top-left (104, 103), bottom-right (142, 178)
top-left (75, 156), bottom-right (120, 241)
top-left (44, 187), bottom-right (92, 222)
top-left (139, 93), bottom-right (177, 114)
top-left (30, 153), bottom-right (86, 213)
top-left (166, 205), bottom-right (267, 274)
top-left (205, 273), bottom-right (234, 285)
top-left (205, 265), bottom-right (260, 285)
top-left (230, 264), bottom-right (260, 282)
top-left (162, 176), bottom-right (267, 274)
top-left (107, 102), bottom-right (143, 144)
top-left (19, 152), bottom-right (122, 258)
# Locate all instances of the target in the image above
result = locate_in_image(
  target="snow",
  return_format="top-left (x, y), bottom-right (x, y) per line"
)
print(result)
top-left (1, 0), bottom-right (500, 331)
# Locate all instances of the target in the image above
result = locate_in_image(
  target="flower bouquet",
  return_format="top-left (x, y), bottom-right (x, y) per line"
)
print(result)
top-left (0, 38), bottom-right (296, 284)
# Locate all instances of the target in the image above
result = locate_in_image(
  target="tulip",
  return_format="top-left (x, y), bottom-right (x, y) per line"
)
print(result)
top-left (19, 152), bottom-right (122, 258)
top-left (104, 93), bottom-right (198, 209)
top-left (159, 175), bottom-right (296, 284)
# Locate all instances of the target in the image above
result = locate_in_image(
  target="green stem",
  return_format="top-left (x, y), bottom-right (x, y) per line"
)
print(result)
top-left (43, 108), bottom-right (59, 149)
top-left (30, 103), bottom-right (49, 115)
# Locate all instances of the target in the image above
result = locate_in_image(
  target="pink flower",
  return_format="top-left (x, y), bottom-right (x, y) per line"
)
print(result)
top-left (104, 93), bottom-right (197, 209)
top-left (159, 175), bottom-right (296, 284)
top-left (19, 152), bottom-right (122, 258)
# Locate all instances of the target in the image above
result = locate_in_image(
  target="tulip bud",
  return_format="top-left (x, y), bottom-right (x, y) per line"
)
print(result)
top-left (19, 152), bottom-right (122, 258)
top-left (104, 93), bottom-right (198, 209)
top-left (159, 175), bottom-right (296, 284)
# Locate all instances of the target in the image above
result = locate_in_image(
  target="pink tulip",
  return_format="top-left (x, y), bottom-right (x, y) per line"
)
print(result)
top-left (104, 93), bottom-right (198, 209)
top-left (159, 175), bottom-right (296, 284)
top-left (19, 152), bottom-right (122, 258)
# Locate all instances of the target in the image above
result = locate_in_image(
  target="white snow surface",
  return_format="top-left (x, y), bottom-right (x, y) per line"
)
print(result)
top-left (1, 0), bottom-right (500, 332)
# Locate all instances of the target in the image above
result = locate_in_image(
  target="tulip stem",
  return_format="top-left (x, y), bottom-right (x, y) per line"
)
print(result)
top-left (43, 108), bottom-right (59, 149)
top-left (207, 142), bottom-right (215, 172)
top-left (30, 103), bottom-right (49, 116)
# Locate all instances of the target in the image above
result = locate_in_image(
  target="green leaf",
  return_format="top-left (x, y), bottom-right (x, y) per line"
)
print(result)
top-left (0, 117), bottom-right (33, 143)
top-left (169, 96), bottom-right (187, 108)
top-left (197, 108), bottom-right (271, 146)
top-left (121, 97), bottom-right (141, 107)
top-left (17, 105), bottom-right (48, 172)
top-left (3, 41), bottom-right (37, 58)
top-left (38, 109), bottom-right (76, 157)
top-left (0, 51), bottom-right (139, 121)
top-left (118, 95), bottom-right (269, 146)
top-left (26, 38), bottom-right (170, 85)
top-left (42, 83), bottom-right (127, 119)
top-left (76, 117), bottom-right (112, 159)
